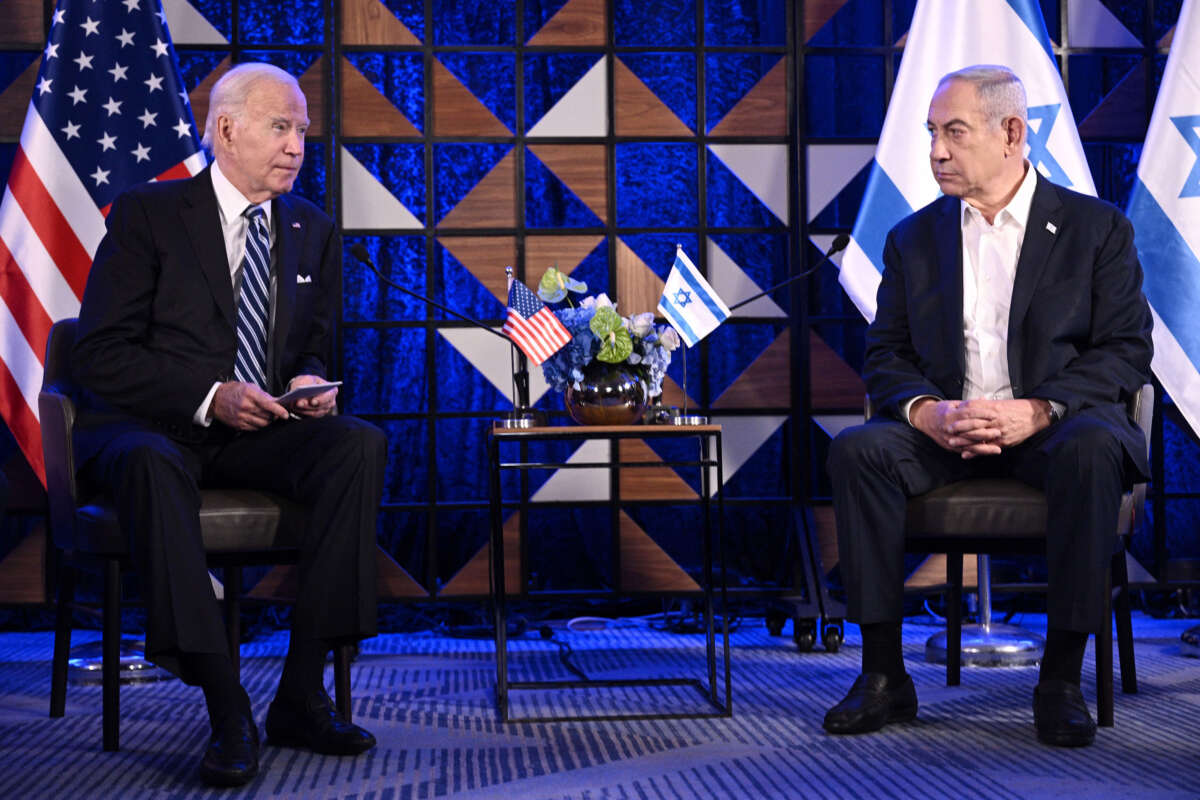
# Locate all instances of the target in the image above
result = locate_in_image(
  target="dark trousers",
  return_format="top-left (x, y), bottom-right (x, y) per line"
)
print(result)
top-left (79, 414), bottom-right (386, 681)
top-left (827, 413), bottom-right (1125, 633)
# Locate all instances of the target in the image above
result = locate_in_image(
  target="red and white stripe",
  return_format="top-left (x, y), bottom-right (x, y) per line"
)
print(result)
top-left (0, 103), bottom-right (205, 485)
top-left (503, 307), bottom-right (571, 366)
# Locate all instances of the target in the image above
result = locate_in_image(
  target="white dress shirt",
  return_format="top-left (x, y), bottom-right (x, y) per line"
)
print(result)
top-left (903, 162), bottom-right (1062, 424)
top-left (192, 161), bottom-right (277, 425)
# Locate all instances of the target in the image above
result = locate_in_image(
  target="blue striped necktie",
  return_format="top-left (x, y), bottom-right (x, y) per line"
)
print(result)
top-left (233, 205), bottom-right (271, 389)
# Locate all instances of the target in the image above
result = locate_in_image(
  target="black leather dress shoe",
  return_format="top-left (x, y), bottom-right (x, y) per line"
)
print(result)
top-left (265, 690), bottom-right (376, 755)
top-left (823, 672), bottom-right (918, 735)
top-left (200, 712), bottom-right (259, 787)
top-left (1033, 680), bottom-right (1096, 747)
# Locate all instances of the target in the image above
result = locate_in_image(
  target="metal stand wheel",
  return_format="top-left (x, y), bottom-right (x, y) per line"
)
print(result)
top-left (1182, 624), bottom-right (1200, 657)
top-left (793, 618), bottom-right (817, 652)
top-left (822, 620), bottom-right (844, 653)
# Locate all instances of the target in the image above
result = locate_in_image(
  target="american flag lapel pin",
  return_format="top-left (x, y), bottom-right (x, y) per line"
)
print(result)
top-left (1045, 221), bottom-right (1057, 235)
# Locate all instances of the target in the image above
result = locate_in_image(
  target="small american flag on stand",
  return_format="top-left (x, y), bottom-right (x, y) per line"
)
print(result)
top-left (0, 0), bottom-right (205, 485)
top-left (502, 273), bottom-right (571, 366)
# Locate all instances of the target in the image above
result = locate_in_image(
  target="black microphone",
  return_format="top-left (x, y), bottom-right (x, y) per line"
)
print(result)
top-left (349, 244), bottom-right (543, 424)
top-left (726, 233), bottom-right (850, 312)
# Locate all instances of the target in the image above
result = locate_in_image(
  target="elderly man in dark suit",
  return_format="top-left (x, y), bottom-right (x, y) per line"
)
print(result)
top-left (72, 63), bottom-right (386, 785)
top-left (824, 65), bottom-right (1152, 747)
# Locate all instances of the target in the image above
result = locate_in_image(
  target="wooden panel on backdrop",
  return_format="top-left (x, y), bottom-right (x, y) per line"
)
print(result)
top-left (619, 511), bottom-right (699, 592)
top-left (439, 513), bottom-right (522, 596)
top-left (341, 0), bottom-right (422, 46)
top-left (340, 57), bottom-right (421, 137)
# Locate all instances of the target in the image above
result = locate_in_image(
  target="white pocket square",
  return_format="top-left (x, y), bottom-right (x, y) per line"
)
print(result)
top-left (296, 274), bottom-right (313, 284)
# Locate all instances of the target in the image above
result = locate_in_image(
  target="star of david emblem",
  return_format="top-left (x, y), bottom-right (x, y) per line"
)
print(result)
top-left (673, 288), bottom-right (693, 307)
top-left (1026, 104), bottom-right (1071, 187)
top-left (1170, 114), bottom-right (1200, 198)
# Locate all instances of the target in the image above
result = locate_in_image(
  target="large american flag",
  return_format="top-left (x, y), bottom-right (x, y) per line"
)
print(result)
top-left (502, 277), bottom-right (571, 366)
top-left (0, 0), bottom-right (205, 485)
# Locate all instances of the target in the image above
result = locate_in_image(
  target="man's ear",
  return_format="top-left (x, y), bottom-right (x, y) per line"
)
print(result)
top-left (1004, 115), bottom-right (1026, 155)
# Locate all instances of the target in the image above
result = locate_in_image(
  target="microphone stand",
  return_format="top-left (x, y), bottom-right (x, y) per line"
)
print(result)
top-left (349, 246), bottom-right (546, 428)
top-left (726, 234), bottom-right (849, 312)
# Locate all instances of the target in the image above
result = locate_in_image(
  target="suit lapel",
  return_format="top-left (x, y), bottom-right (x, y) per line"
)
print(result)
top-left (181, 168), bottom-right (237, 329)
top-left (270, 194), bottom-right (299, 389)
top-left (1007, 174), bottom-right (1064, 381)
top-left (934, 196), bottom-right (966, 380)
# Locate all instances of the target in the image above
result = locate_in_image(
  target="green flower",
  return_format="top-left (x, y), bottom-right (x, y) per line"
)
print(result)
top-left (537, 267), bottom-right (587, 303)
top-left (590, 306), bottom-right (633, 362)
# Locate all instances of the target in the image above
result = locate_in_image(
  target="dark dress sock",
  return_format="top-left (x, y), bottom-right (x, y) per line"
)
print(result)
top-left (861, 621), bottom-right (906, 682)
top-left (182, 652), bottom-right (250, 728)
top-left (1039, 629), bottom-right (1089, 685)
top-left (278, 635), bottom-right (331, 702)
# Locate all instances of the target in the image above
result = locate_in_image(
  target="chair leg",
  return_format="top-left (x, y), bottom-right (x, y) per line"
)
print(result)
top-left (50, 562), bottom-right (76, 718)
top-left (946, 553), bottom-right (963, 687)
top-left (1112, 551), bottom-right (1138, 694)
top-left (102, 559), bottom-right (121, 752)
top-left (334, 645), bottom-right (352, 723)
top-left (223, 567), bottom-right (242, 677)
top-left (1096, 567), bottom-right (1114, 728)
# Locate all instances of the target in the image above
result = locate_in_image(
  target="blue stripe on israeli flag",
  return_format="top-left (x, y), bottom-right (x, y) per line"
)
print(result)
top-left (839, 0), bottom-right (1094, 321)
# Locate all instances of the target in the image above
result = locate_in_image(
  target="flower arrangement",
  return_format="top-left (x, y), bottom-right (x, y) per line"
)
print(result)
top-left (536, 267), bottom-right (680, 397)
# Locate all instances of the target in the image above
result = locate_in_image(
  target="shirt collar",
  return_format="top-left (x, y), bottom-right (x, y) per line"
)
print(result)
top-left (960, 160), bottom-right (1037, 231)
top-left (210, 160), bottom-right (273, 228)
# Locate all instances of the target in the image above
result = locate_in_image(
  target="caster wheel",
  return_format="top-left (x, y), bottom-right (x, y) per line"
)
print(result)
top-left (822, 623), bottom-right (843, 653)
top-left (793, 618), bottom-right (817, 652)
top-left (765, 610), bottom-right (786, 636)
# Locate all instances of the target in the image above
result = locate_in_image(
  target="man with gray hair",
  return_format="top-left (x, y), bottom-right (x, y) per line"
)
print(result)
top-left (71, 62), bottom-right (385, 785)
top-left (823, 65), bottom-right (1152, 746)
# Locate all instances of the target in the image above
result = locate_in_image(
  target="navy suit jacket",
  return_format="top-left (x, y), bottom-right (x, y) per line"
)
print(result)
top-left (863, 173), bottom-right (1154, 477)
top-left (71, 166), bottom-right (338, 461)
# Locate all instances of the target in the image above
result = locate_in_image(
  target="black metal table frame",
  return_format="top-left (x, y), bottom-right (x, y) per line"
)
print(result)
top-left (486, 424), bottom-right (730, 723)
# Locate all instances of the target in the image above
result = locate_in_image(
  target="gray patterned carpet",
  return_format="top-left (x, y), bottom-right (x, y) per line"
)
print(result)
top-left (0, 613), bottom-right (1196, 799)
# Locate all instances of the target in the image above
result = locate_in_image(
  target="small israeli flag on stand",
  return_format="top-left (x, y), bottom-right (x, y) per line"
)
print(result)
top-left (658, 247), bottom-right (730, 347)
top-left (1127, 0), bottom-right (1200, 437)
top-left (840, 0), bottom-right (1094, 321)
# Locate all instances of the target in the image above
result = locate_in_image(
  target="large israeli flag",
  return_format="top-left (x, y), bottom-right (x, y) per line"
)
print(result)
top-left (841, 0), bottom-right (1095, 321)
top-left (1127, 0), bottom-right (1200, 437)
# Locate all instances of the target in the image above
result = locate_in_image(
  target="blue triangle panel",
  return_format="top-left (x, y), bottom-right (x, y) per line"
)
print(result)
top-left (624, 505), bottom-right (705, 578)
top-left (378, 0), bottom-right (426, 41)
top-left (434, 143), bottom-right (510, 223)
top-left (241, 50), bottom-right (320, 76)
top-left (176, 51), bottom-right (226, 93)
top-left (615, 0), bottom-right (695, 45)
top-left (438, 53), bottom-right (516, 132)
top-left (191, 0), bottom-right (234, 38)
top-left (434, 334), bottom-right (510, 412)
top-left (706, 322), bottom-right (783, 400)
top-left (621, 53), bottom-right (696, 131)
top-left (345, 52), bottom-right (425, 133)
top-left (524, 53), bottom-right (602, 132)
top-left (705, 54), bottom-right (781, 133)
top-left (524, 0), bottom-right (573, 40)
top-left (708, 234), bottom-right (790, 314)
top-left (436, 419), bottom-right (546, 503)
top-left (809, 0), bottom-right (885, 45)
top-left (621, 233), bottom-right (699, 282)
top-left (707, 151), bottom-right (777, 228)
top-left (344, 143), bottom-right (426, 223)
top-left (525, 150), bottom-right (604, 228)
top-left (377, 421), bottom-right (428, 502)
top-left (433, 0), bottom-right (516, 45)
top-left (343, 327), bottom-right (428, 415)
top-left (434, 239), bottom-right (508, 323)
top-left (0, 52), bottom-right (36, 93)
top-left (526, 507), bottom-right (614, 590)
top-left (704, 0), bottom-right (786, 46)
top-left (343, 235), bottom-right (428, 323)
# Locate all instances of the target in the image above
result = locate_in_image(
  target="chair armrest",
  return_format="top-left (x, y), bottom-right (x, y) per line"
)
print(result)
top-left (38, 389), bottom-right (78, 551)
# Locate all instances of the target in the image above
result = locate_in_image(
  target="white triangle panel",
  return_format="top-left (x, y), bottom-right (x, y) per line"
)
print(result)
top-left (161, 0), bottom-right (228, 45)
top-left (806, 144), bottom-right (875, 223)
top-left (707, 415), bottom-right (787, 490)
top-left (438, 328), bottom-right (551, 406)
top-left (527, 56), bottom-right (608, 138)
top-left (340, 147), bottom-right (423, 230)
top-left (706, 237), bottom-right (785, 319)
top-left (708, 144), bottom-right (789, 224)
top-left (808, 234), bottom-right (848, 270)
top-left (531, 439), bottom-right (611, 502)
top-left (813, 414), bottom-right (863, 440)
top-left (1067, 0), bottom-right (1142, 47)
